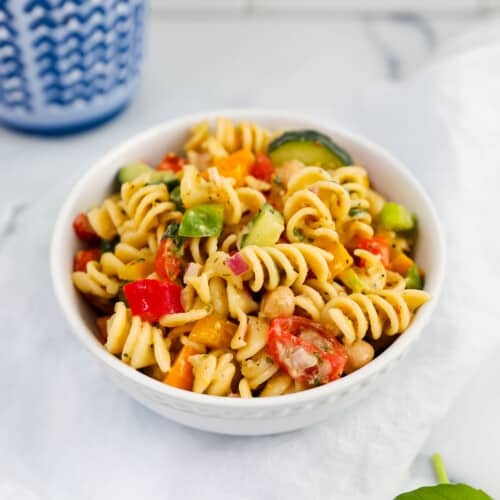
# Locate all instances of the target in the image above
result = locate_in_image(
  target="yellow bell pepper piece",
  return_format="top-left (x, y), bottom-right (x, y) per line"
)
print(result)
top-left (316, 238), bottom-right (353, 278)
top-left (117, 260), bottom-right (154, 281)
top-left (214, 149), bottom-right (255, 186)
top-left (163, 346), bottom-right (197, 390)
top-left (189, 313), bottom-right (237, 349)
top-left (390, 252), bottom-right (414, 276)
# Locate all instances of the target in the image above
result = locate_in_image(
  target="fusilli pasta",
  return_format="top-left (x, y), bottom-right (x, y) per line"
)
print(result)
top-left (71, 117), bottom-right (431, 398)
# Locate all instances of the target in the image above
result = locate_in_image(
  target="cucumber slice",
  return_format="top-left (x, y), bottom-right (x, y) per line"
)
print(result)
top-left (405, 264), bottom-right (423, 290)
top-left (241, 203), bottom-right (284, 247)
top-left (379, 202), bottom-right (415, 231)
top-left (268, 130), bottom-right (352, 169)
top-left (117, 162), bottom-right (153, 183)
top-left (338, 268), bottom-right (364, 293)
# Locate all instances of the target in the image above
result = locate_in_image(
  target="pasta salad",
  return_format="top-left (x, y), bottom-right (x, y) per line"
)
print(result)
top-left (71, 118), bottom-right (430, 397)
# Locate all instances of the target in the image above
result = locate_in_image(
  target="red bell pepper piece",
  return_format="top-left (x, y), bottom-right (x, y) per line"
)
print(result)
top-left (268, 316), bottom-right (347, 386)
top-left (249, 153), bottom-right (274, 182)
top-left (156, 153), bottom-right (185, 173)
top-left (123, 279), bottom-right (183, 322)
top-left (356, 236), bottom-right (391, 268)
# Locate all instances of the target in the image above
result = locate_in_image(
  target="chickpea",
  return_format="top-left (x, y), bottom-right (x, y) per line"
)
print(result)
top-left (344, 340), bottom-right (375, 374)
top-left (261, 286), bottom-right (295, 318)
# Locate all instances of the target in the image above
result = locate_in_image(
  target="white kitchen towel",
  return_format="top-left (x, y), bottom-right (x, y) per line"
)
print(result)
top-left (1, 28), bottom-right (500, 500)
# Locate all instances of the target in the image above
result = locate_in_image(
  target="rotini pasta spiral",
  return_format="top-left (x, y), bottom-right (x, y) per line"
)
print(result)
top-left (72, 243), bottom-right (155, 300)
top-left (72, 117), bottom-right (431, 398)
top-left (87, 195), bottom-right (127, 240)
top-left (331, 166), bottom-right (378, 247)
top-left (72, 260), bottom-right (120, 299)
top-left (215, 117), bottom-right (238, 153)
top-left (184, 120), bottom-right (210, 152)
top-left (284, 188), bottom-right (339, 245)
top-left (286, 166), bottom-right (351, 221)
top-left (121, 174), bottom-right (176, 234)
top-left (106, 302), bottom-right (171, 372)
top-left (184, 258), bottom-right (258, 350)
top-left (189, 350), bottom-right (236, 396)
top-left (239, 243), bottom-right (334, 292)
top-left (321, 289), bottom-right (430, 345)
top-left (236, 121), bottom-right (272, 154)
top-left (181, 165), bottom-right (243, 224)
top-left (188, 237), bottom-right (219, 265)
top-left (293, 279), bottom-right (346, 321)
top-left (184, 117), bottom-right (274, 158)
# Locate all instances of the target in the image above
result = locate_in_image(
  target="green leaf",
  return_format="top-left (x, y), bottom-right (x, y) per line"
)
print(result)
top-left (395, 483), bottom-right (493, 500)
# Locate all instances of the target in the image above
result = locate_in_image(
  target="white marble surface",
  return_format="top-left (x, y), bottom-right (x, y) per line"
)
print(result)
top-left (1, 10), bottom-right (499, 499)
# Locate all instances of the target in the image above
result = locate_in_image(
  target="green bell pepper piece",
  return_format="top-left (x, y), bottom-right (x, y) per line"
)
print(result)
top-left (405, 263), bottom-right (422, 289)
top-left (379, 202), bottom-right (415, 231)
top-left (178, 204), bottom-right (224, 237)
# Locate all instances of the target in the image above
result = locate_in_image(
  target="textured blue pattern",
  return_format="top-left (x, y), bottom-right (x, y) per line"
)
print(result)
top-left (28, 0), bottom-right (143, 106)
top-left (0, 0), bottom-right (145, 133)
top-left (0, 1), bottom-right (32, 110)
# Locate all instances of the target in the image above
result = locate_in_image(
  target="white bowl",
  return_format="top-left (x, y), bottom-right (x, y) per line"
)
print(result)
top-left (51, 109), bottom-right (445, 435)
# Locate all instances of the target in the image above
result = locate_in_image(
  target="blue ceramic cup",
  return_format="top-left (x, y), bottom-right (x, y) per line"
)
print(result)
top-left (0, 0), bottom-right (146, 134)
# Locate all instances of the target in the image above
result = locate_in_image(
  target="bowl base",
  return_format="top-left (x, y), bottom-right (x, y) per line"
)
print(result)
top-left (0, 99), bottom-right (131, 137)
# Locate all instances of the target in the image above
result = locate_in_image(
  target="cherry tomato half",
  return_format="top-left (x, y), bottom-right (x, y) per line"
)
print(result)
top-left (268, 316), bottom-right (348, 386)
top-left (155, 239), bottom-right (182, 282)
top-left (73, 248), bottom-right (101, 272)
top-left (249, 153), bottom-right (274, 182)
top-left (72, 213), bottom-right (99, 242)
top-left (356, 236), bottom-right (391, 268)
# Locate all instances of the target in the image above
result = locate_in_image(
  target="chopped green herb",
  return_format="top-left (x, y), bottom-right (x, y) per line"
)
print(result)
top-left (100, 236), bottom-right (119, 253)
top-left (292, 227), bottom-right (306, 241)
top-left (161, 222), bottom-right (186, 255)
top-left (348, 208), bottom-right (367, 217)
top-left (266, 356), bottom-right (274, 364)
top-left (170, 186), bottom-right (184, 212)
top-left (162, 222), bottom-right (180, 238)
top-left (273, 175), bottom-right (282, 186)
top-left (117, 281), bottom-right (131, 306)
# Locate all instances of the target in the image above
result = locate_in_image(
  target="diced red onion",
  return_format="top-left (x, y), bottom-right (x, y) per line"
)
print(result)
top-left (226, 252), bottom-right (249, 276)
